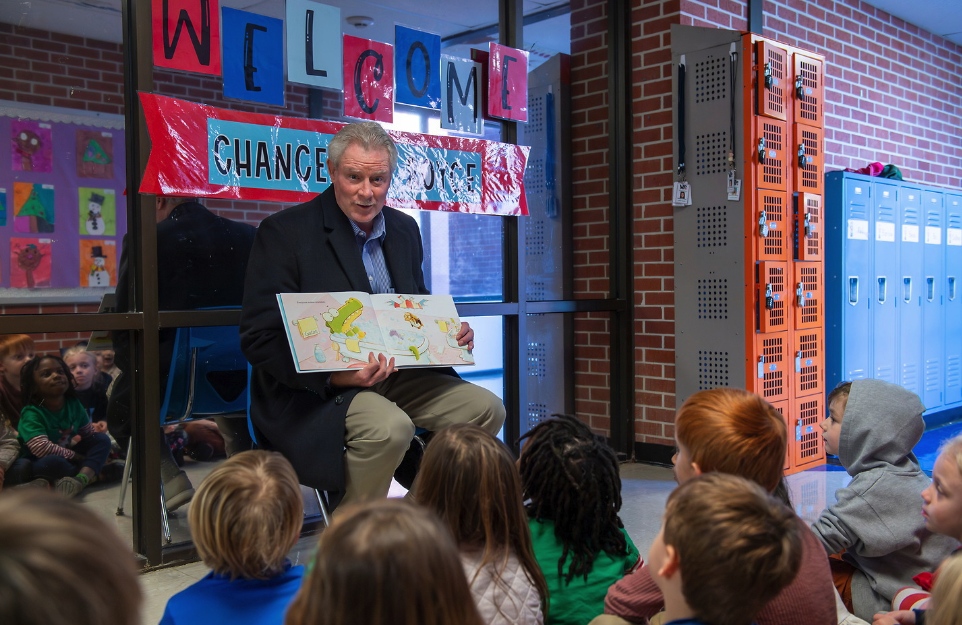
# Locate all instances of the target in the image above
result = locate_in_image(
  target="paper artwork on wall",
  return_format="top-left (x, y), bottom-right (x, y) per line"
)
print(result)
top-left (10, 237), bottom-right (52, 289)
top-left (0, 188), bottom-right (6, 227)
top-left (13, 182), bottom-right (55, 233)
top-left (78, 187), bottom-right (116, 236)
top-left (79, 239), bottom-right (117, 287)
top-left (11, 120), bottom-right (53, 172)
top-left (76, 130), bottom-right (115, 178)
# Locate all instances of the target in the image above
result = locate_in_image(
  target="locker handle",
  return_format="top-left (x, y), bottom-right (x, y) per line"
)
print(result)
top-left (797, 143), bottom-right (807, 168)
top-left (878, 277), bottom-right (887, 304)
top-left (758, 137), bottom-right (766, 164)
top-left (804, 212), bottom-right (814, 238)
top-left (927, 277), bottom-right (935, 302)
top-left (758, 210), bottom-right (769, 238)
top-left (950, 277), bottom-right (957, 301)
top-left (849, 277), bottom-right (859, 305)
top-left (763, 62), bottom-right (773, 89)
top-left (765, 283), bottom-right (775, 310)
top-left (795, 75), bottom-right (805, 100)
top-left (796, 282), bottom-right (807, 307)
top-left (903, 277), bottom-right (912, 303)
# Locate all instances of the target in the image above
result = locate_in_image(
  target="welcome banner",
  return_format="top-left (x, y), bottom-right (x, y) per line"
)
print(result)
top-left (139, 94), bottom-right (529, 216)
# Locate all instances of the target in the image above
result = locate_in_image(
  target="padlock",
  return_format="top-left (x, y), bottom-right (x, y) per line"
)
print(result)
top-left (795, 75), bottom-right (805, 100)
top-left (797, 143), bottom-right (807, 168)
top-left (764, 62), bottom-right (773, 89)
top-left (758, 137), bottom-right (766, 164)
top-left (758, 210), bottom-right (769, 238)
top-left (804, 212), bottom-right (813, 238)
top-left (765, 284), bottom-right (775, 310)
top-left (796, 282), bottom-right (806, 307)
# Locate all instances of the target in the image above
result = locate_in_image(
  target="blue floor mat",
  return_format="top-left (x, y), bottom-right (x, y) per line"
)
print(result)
top-left (916, 421), bottom-right (962, 475)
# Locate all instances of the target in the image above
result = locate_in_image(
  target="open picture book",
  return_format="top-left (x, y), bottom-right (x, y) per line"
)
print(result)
top-left (277, 291), bottom-right (475, 373)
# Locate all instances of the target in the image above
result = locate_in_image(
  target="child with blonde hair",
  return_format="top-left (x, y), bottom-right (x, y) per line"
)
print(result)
top-left (416, 423), bottom-right (549, 624)
top-left (286, 499), bottom-right (485, 625)
top-left (518, 414), bottom-right (641, 625)
top-left (873, 434), bottom-right (962, 625)
top-left (0, 334), bottom-right (35, 429)
top-left (159, 450), bottom-right (305, 625)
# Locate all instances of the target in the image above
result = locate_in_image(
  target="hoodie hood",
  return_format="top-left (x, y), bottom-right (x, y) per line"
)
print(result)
top-left (838, 379), bottom-right (924, 476)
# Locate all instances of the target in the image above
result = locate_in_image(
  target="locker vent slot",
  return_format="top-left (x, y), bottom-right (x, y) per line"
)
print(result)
top-left (925, 358), bottom-right (941, 393)
top-left (761, 336), bottom-right (785, 399)
top-left (798, 398), bottom-right (821, 459)
top-left (799, 266), bottom-right (820, 326)
top-left (527, 342), bottom-right (547, 378)
top-left (697, 278), bottom-right (728, 319)
top-left (760, 193), bottom-right (785, 257)
top-left (694, 56), bottom-right (728, 103)
top-left (800, 128), bottom-right (820, 190)
top-left (798, 332), bottom-right (819, 392)
top-left (698, 351), bottom-right (730, 389)
top-left (695, 132), bottom-right (729, 176)
top-left (761, 122), bottom-right (784, 187)
top-left (527, 402), bottom-right (548, 430)
top-left (797, 59), bottom-right (820, 123)
top-left (697, 205), bottom-right (728, 247)
top-left (525, 218), bottom-right (546, 257)
top-left (947, 356), bottom-right (961, 392)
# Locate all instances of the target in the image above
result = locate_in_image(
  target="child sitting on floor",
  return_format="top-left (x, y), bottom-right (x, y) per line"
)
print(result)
top-left (286, 499), bottom-right (485, 625)
top-left (0, 333), bottom-right (35, 430)
top-left (604, 387), bottom-right (837, 625)
top-left (416, 423), bottom-right (548, 625)
top-left (518, 414), bottom-right (641, 625)
top-left (873, 434), bottom-right (962, 625)
top-left (63, 345), bottom-right (109, 430)
top-left (160, 450), bottom-right (306, 625)
top-left (628, 473), bottom-right (803, 625)
top-left (11, 355), bottom-right (112, 496)
top-left (813, 380), bottom-right (957, 620)
top-left (925, 551), bottom-right (962, 625)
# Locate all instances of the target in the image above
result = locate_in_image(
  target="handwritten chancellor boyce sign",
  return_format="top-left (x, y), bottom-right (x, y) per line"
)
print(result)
top-left (139, 94), bottom-right (530, 216)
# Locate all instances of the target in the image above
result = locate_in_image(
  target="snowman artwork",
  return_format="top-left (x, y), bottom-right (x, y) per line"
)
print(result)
top-left (88, 246), bottom-right (110, 287)
top-left (85, 192), bottom-right (106, 235)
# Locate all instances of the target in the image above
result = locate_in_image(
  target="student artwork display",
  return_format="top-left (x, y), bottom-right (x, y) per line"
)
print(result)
top-left (78, 240), bottom-right (117, 287)
top-left (150, 0), bottom-right (529, 123)
top-left (11, 120), bottom-right (53, 173)
top-left (277, 291), bottom-right (474, 373)
top-left (139, 93), bottom-right (530, 215)
top-left (1, 109), bottom-right (127, 290)
top-left (10, 238), bottom-right (52, 288)
top-left (13, 182), bottom-right (55, 233)
top-left (78, 187), bottom-right (116, 236)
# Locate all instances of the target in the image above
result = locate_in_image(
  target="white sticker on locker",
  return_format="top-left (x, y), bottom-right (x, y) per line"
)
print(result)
top-left (876, 222), bottom-right (895, 242)
top-left (847, 219), bottom-right (869, 240)
top-left (854, 186), bottom-right (863, 195)
top-left (925, 226), bottom-right (942, 245)
top-left (948, 228), bottom-right (962, 246)
top-left (902, 225), bottom-right (920, 243)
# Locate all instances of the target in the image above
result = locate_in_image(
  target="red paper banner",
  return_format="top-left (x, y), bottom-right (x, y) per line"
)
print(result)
top-left (138, 93), bottom-right (529, 215)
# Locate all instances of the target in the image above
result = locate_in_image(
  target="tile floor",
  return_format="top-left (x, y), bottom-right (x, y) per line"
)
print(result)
top-left (122, 460), bottom-right (853, 625)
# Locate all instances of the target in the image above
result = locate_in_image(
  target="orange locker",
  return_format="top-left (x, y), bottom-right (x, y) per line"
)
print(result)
top-left (793, 329), bottom-right (824, 398)
top-left (794, 193), bottom-right (823, 261)
top-left (754, 332), bottom-right (790, 403)
top-left (793, 261), bottom-right (823, 330)
top-left (771, 399), bottom-right (790, 471)
top-left (756, 190), bottom-right (788, 261)
top-left (756, 261), bottom-right (789, 333)
top-left (794, 123), bottom-right (824, 194)
top-left (793, 53), bottom-right (824, 127)
top-left (754, 118), bottom-right (787, 191)
top-left (756, 40), bottom-right (788, 121)
top-left (793, 394), bottom-right (825, 468)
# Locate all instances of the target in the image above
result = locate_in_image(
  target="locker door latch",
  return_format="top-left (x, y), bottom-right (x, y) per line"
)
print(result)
top-left (765, 283), bottom-right (775, 310)
top-left (795, 75), bottom-right (806, 100)
top-left (758, 137), bottom-right (766, 164)
top-left (757, 355), bottom-right (765, 379)
top-left (797, 142), bottom-right (807, 168)
top-left (763, 62), bottom-right (773, 89)
top-left (804, 212), bottom-right (813, 238)
top-left (796, 282), bottom-right (807, 307)
top-left (758, 210), bottom-right (769, 238)
top-left (795, 351), bottom-right (803, 373)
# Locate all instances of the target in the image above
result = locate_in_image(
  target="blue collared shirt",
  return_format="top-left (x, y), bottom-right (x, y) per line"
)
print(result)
top-left (350, 211), bottom-right (395, 294)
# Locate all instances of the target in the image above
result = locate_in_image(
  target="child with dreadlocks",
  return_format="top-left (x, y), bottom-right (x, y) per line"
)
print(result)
top-left (518, 414), bottom-right (642, 625)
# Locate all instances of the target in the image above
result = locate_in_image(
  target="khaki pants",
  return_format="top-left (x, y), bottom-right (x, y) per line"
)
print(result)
top-left (338, 369), bottom-right (505, 509)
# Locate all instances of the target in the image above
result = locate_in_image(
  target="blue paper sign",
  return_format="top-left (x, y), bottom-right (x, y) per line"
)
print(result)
top-left (222, 8), bottom-right (284, 106)
top-left (439, 55), bottom-right (483, 136)
top-left (286, 0), bottom-right (342, 90)
top-left (395, 26), bottom-right (441, 110)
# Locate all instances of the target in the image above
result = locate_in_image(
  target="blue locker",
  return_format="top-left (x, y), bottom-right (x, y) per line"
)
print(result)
top-left (872, 181), bottom-right (899, 384)
top-left (946, 194), bottom-right (962, 405)
top-left (899, 186), bottom-right (924, 398)
top-left (922, 191), bottom-right (945, 409)
top-left (836, 175), bottom-right (872, 383)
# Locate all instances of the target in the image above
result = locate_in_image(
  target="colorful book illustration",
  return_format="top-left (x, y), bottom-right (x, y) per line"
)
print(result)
top-left (277, 292), bottom-right (475, 373)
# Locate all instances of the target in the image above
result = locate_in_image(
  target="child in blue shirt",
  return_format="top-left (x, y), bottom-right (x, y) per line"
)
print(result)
top-left (159, 450), bottom-right (306, 625)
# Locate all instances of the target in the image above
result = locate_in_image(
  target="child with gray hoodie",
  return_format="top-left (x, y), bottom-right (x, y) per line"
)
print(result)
top-left (813, 379), bottom-right (958, 621)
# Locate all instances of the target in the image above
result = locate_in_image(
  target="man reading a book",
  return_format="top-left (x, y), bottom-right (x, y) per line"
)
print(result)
top-left (240, 122), bottom-right (505, 510)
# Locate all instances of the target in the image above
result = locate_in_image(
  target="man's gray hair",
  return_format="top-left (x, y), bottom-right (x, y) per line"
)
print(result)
top-left (327, 121), bottom-right (398, 173)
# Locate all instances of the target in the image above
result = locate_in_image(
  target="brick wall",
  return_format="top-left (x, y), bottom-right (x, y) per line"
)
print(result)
top-left (569, 0), bottom-right (962, 450)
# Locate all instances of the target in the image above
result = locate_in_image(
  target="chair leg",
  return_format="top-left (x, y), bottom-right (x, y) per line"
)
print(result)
top-left (314, 489), bottom-right (332, 528)
top-left (160, 478), bottom-right (172, 544)
top-left (115, 439), bottom-right (134, 516)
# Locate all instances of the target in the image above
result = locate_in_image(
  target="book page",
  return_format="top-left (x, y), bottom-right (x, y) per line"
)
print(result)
top-left (372, 294), bottom-right (475, 367)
